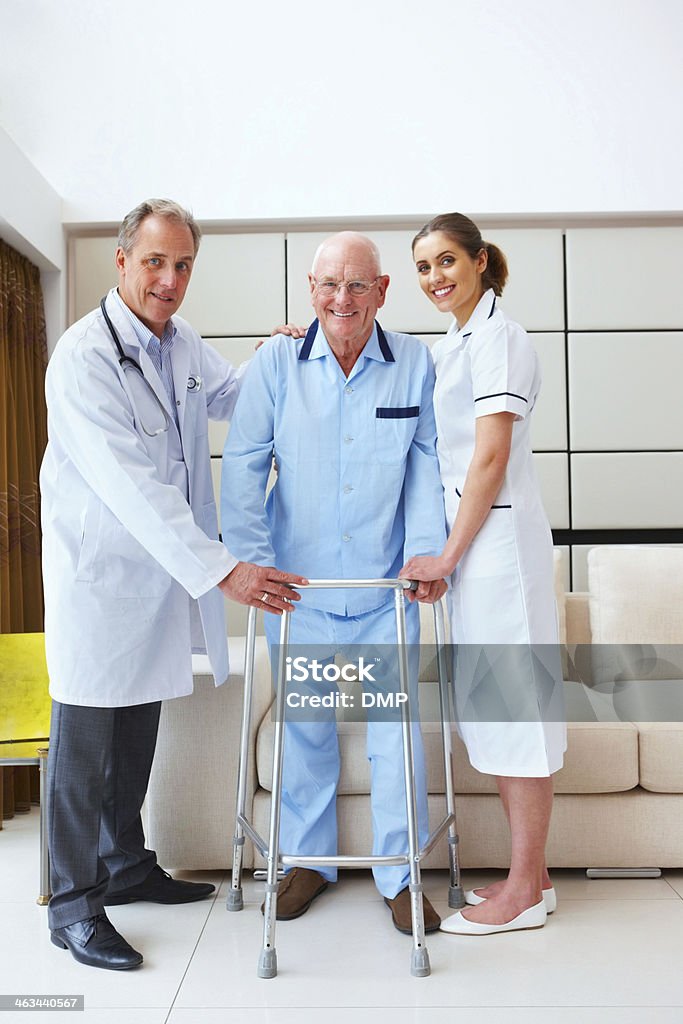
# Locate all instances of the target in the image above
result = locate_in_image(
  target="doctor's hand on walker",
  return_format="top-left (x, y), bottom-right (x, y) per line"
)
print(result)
top-left (218, 563), bottom-right (308, 615)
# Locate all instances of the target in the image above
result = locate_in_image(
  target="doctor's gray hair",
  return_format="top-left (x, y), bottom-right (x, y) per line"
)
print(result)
top-left (412, 212), bottom-right (508, 296)
top-left (117, 199), bottom-right (202, 256)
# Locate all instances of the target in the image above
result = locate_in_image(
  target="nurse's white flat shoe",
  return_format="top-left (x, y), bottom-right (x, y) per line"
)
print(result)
top-left (440, 899), bottom-right (547, 935)
top-left (465, 886), bottom-right (557, 914)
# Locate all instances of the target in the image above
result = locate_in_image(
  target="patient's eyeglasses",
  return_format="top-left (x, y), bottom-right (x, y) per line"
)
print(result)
top-left (312, 277), bottom-right (380, 297)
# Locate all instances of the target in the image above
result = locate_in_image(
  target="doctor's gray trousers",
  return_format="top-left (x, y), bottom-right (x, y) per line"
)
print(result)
top-left (46, 699), bottom-right (161, 929)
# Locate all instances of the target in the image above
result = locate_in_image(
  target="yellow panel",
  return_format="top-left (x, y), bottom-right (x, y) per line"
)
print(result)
top-left (0, 633), bottom-right (51, 742)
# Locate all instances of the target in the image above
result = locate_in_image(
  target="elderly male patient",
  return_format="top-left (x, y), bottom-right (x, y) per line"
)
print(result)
top-left (221, 232), bottom-right (446, 933)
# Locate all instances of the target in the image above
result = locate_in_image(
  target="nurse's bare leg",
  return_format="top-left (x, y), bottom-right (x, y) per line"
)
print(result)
top-left (471, 778), bottom-right (552, 900)
top-left (460, 776), bottom-right (553, 924)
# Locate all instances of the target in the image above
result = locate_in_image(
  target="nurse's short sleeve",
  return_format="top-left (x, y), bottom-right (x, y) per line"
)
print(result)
top-left (470, 320), bottom-right (537, 420)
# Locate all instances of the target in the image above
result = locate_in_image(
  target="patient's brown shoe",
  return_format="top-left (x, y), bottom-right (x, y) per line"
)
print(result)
top-left (260, 868), bottom-right (328, 920)
top-left (384, 888), bottom-right (441, 934)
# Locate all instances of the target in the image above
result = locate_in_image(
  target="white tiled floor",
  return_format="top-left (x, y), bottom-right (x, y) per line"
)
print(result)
top-left (1, 809), bottom-right (683, 1022)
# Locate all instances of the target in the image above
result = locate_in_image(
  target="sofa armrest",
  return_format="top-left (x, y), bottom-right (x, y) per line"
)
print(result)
top-left (145, 635), bottom-right (272, 870)
top-left (566, 592), bottom-right (591, 645)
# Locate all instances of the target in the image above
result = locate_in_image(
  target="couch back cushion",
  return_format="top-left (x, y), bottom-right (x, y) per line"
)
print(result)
top-left (587, 547), bottom-right (683, 691)
top-left (588, 546), bottom-right (683, 644)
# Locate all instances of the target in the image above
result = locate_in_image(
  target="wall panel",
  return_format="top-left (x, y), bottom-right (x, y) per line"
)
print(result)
top-left (204, 337), bottom-right (261, 456)
top-left (569, 331), bottom-right (683, 450)
top-left (70, 232), bottom-right (287, 335)
top-left (180, 234), bottom-right (286, 336)
top-left (531, 333), bottom-right (567, 451)
top-left (566, 227), bottom-right (683, 330)
top-left (571, 453), bottom-right (683, 529)
top-left (483, 229), bottom-right (564, 331)
top-left (71, 235), bottom-right (117, 321)
top-left (534, 453), bottom-right (570, 530)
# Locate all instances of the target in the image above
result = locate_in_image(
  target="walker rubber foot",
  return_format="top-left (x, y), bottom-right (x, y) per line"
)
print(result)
top-left (257, 948), bottom-right (277, 979)
top-left (411, 947), bottom-right (431, 978)
top-left (226, 889), bottom-right (243, 912)
top-left (448, 885), bottom-right (466, 909)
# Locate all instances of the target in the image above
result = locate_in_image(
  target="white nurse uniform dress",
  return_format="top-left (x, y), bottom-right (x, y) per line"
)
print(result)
top-left (431, 288), bottom-right (566, 777)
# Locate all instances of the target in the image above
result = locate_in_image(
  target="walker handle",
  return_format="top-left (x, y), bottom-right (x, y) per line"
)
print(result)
top-left (287, 578), bottom-right (420, 591)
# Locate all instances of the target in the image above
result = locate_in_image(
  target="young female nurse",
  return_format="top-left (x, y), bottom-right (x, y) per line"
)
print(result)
top-left (401, 213), bottom-right (566, 935)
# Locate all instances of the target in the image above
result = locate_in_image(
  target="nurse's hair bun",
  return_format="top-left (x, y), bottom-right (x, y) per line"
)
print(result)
top-left (481, 240), bottom-right (509, 296)
top-left (412, 212), bottom-right (509, 296)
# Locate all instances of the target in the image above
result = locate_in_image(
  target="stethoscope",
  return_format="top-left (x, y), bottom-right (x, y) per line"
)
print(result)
top-left (100, 296), bottom-right (205, 438)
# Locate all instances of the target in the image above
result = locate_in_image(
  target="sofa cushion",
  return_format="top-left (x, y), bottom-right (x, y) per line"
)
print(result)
top-left (553, 721), bottom-right (639, 793)
top-left (638, 722), bottom-right (683, 792)
top-left (443, 720), bottom-right (639, 795)
top-left (256, 715), bottom-right (639, 796)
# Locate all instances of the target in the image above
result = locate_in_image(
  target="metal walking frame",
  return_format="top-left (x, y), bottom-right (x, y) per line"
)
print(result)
top-left (227, 579), bottom-right (464, 979)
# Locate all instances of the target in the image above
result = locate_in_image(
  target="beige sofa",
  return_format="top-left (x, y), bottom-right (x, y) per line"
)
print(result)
top-left (146, 546), bottom-right (683, 871)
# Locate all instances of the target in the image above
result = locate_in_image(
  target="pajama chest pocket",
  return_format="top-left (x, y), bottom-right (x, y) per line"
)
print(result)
top-left (374, 406), bottom-right (419, 465)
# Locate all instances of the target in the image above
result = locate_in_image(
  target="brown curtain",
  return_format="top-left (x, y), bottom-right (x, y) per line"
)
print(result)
top-left (0, 238), bottom-right (48, 632)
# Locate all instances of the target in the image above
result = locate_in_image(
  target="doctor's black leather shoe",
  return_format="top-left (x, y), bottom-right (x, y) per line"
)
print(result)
top-left (104, 865), bottom-right (216, 905)
top-left (51, 913), bottom-right (143, 970)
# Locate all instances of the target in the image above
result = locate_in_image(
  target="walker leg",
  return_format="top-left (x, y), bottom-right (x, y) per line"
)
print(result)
top-left (228, 607), bottom-right (258, 913)
top-left (259, 610), bottom-right (291, 978)
top-left (433, 602), bottom-right (465, 910)
top-left (446, 864), bottom-right (466, 905)
top-left (257, 947), bottom-right (278, 979)
top-left (394, 590), bottom-right (430, 978)
top-left (411, 947), bottom-right (431, 978)
top-left (227, 836), bottom-right (245, 912)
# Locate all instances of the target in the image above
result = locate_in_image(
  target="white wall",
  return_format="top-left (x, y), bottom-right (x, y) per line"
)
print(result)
top-left (0, 128), bottom-right (65, 348)
top-left (1, 0), bottom-right (681, 225)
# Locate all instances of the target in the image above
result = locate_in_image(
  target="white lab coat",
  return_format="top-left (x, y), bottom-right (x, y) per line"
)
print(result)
top-left (40, 288), bottom-right (241, 707)
top-left (432, 289), bottom-right (566, 775)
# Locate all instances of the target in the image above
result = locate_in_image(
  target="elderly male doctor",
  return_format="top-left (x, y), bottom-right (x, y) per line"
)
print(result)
top-left (40, 198), bottom-right (305, 971)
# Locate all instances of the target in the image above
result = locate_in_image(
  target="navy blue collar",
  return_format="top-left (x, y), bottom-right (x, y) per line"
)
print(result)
top-left (298, 319), bottom-right (394, 363)
top-left (462, 294), bottom-right (496, 341)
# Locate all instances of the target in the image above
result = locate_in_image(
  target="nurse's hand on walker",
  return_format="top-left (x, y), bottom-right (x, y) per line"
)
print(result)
top-left (401, 554), bottom-right (456, 584)
top-left (218, 562), bottom-right (308, 614)
top-left (399, 569), bottom-right (449, 604)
